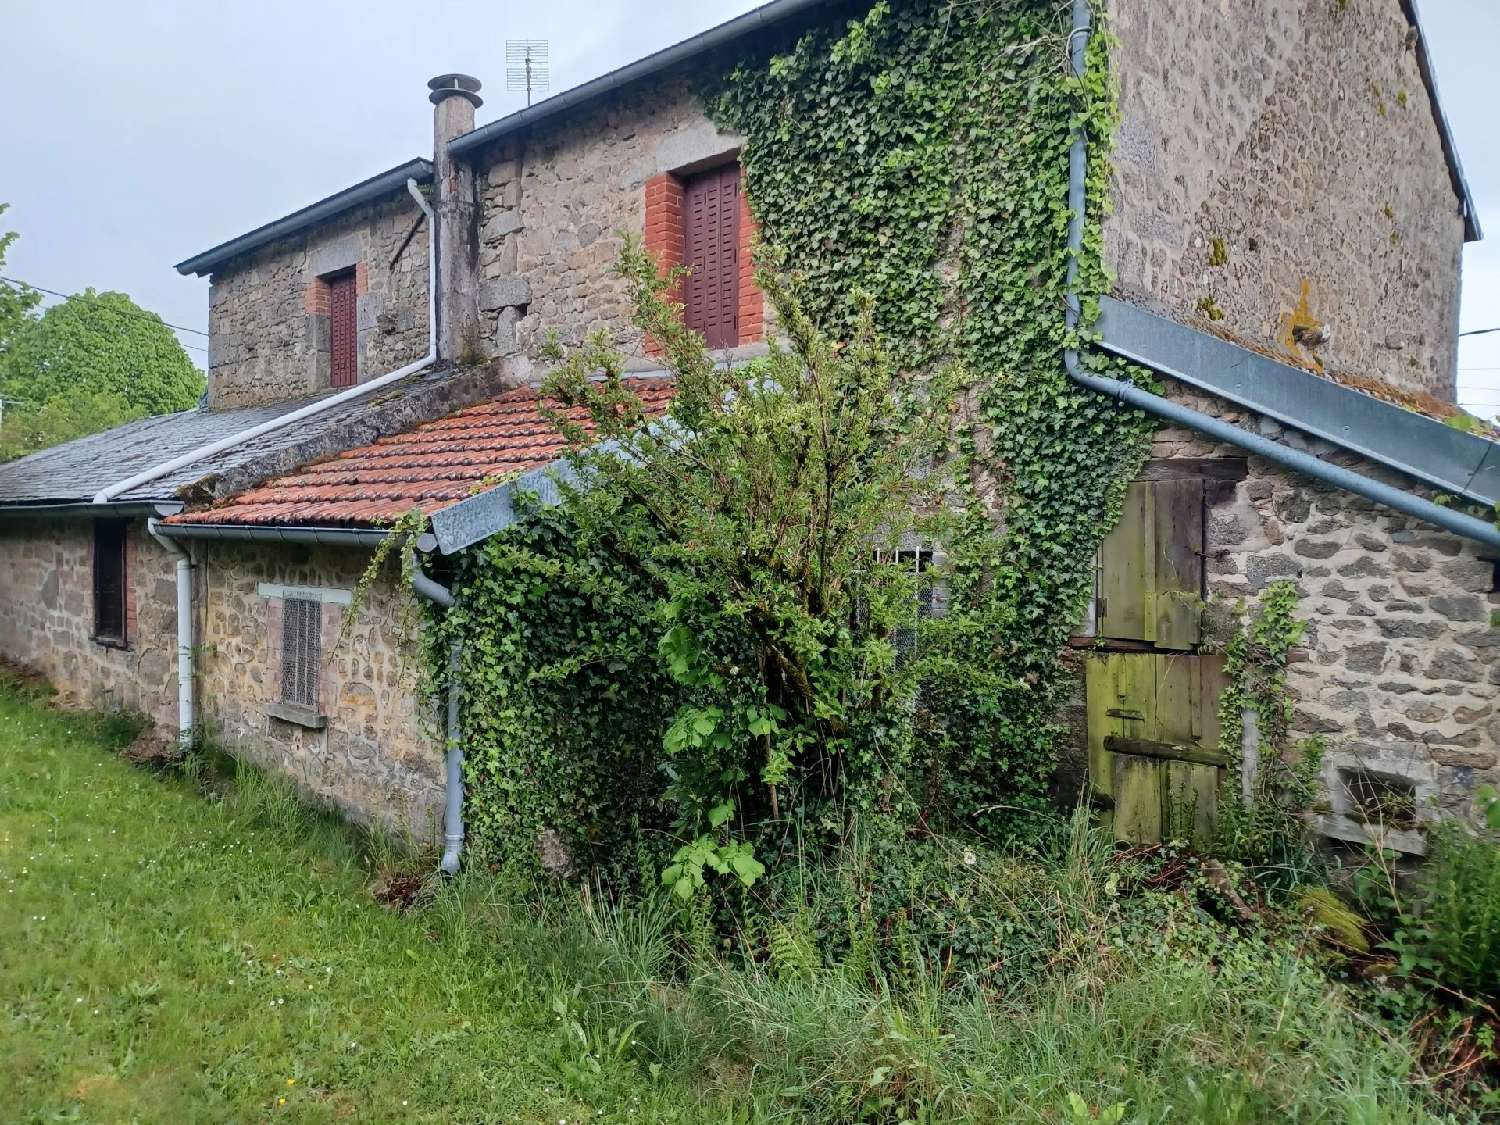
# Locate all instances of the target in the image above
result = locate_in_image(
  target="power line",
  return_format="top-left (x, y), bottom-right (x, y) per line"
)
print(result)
top-left (1460, 326), bottom-right (1500, 337)
top-left (0, 276), bottom-right (208, 337)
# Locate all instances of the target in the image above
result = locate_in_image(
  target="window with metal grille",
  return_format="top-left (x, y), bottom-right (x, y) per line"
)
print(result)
top-left (681, 164), bottom-right (741, 350)
top-left (92, 518), bottom-right (128, 645)
top-left (328, 269), bottom-right (357, 388)
top-left (873, 544), bottom-right (946, 666)
top-left (280, 597), bottom-right (322, 710)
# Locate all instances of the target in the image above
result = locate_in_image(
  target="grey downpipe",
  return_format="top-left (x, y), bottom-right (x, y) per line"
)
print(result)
top-left (147, 518), bottom-right (195, 747)
top-left (412, 567), bottom-right (464, 876)
top-left (1059, 0), bottom-right (1500, 554)
top-left (93, 179), bottom-right (438, 506)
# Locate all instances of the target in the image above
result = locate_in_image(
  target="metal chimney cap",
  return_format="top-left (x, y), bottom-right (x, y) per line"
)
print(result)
top-left (427, 73), bottom-right (484, 108)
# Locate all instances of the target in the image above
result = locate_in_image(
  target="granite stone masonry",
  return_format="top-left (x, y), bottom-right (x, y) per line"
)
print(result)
top-left (474, 75), bottom-right (750, 376)
top-left (195, 542), bottom-right (443, 840)
top-left (1104, 0), bottom-right (1465, 398)
top-left (0, 519), bottom-right (180, 729)
top-left (1157, 379), bottom-right (1497, 851)
top-left (206, 191), bottom-right (430, 410)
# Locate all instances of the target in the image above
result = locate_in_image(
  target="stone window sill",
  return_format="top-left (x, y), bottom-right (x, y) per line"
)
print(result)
top-left (91, 635), bottom-right (130, 651)
top-left (267, 702), bottom-right (327, 730)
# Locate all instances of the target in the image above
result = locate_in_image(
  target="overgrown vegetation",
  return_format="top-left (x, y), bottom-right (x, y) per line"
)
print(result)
top-left (435, 0), bottom-right (1153, 909)
top-left (1214, 580), bottom-right (1326, 887)
top-left (1, 673), bottom-right (1477, 1122)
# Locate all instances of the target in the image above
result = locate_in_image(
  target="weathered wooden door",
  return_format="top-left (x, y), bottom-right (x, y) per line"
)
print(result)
top-left (1085, 652), bottom-right (1227, 845)
top-left (1085, 474), bottom-right (1227, 845)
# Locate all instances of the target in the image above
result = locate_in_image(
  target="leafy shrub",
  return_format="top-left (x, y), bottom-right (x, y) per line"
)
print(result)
top-left (1413, 824), bottom-right (1500, 998)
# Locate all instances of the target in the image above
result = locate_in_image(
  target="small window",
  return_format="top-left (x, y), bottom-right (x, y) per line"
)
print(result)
top-left (1340, 769), bottom-right (1418, 830)
top-left (280, 597), bottom-right (322, 710)
top-left (327, 269), bottom-right (358, 388)
top-left (875, 544), bottom-right (946, 664)
top-left (92, 519), bottom-right (128, 645)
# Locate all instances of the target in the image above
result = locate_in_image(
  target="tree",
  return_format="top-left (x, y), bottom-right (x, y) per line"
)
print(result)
top-left (0, 391), bottom-right (142, 462)
top-left (0, 289), bottom-right (203, 417)
top-left (0, 204), bottom-right (42, 355)
top-left (533, 238), bottom-right (962, 895)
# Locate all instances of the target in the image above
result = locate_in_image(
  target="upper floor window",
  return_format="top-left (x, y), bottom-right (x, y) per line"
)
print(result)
top-left (327, 269), bottom-right (358, 388)
top-left (92, 518), bottom-right (128, 646)
top-left (681, 164), bottom-right (741, 350)
top-left (644, 163), bottom-right (763, 353)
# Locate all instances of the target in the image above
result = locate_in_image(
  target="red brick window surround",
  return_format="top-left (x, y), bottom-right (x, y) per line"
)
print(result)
top-left (304, 262), bottom-right (367, 388)
top-left (644, 163), bottom-right (762, 354)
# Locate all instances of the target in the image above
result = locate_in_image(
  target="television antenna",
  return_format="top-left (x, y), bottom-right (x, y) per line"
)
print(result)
top-left (506, 40), bottom-right (550, 106)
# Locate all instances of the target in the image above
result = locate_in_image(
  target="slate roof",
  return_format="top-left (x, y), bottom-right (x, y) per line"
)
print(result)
top-left (165, 377), bottom-right (676, 528)
top-left (0, 364), bottom-right (509, 509)
top-left (0, 400), bottom-right (292, 507)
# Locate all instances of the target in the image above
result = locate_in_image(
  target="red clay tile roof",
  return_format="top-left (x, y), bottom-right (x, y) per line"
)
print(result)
top-left (165, 378), bottom-right (675, 528)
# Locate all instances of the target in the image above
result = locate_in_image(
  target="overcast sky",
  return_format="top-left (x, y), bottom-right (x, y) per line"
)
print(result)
top-left (1, 1), bottom-right (1496, 413)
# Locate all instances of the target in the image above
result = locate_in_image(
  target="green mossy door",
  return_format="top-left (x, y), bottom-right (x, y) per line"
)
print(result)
top-left (1085, 476), bottom-right (1226, 845)
top-left (1086, 652), bottom-right (1228, 845)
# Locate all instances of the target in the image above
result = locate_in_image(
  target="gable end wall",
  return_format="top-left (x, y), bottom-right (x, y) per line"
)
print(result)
top-left (1104, 0), bottom-right (1466, 400)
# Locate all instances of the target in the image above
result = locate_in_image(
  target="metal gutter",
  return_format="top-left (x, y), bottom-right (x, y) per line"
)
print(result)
top-left (1095, 297), bottom-right (1500, 508)
top-left (176, 158), bottom-right (434, 277)
top-left (410, 567), bottom-right (465, 877)
top-left (1068, 367), bottom-right (1500, 554)
top-left (0, 501), bottom-right (182, 518)
top-left (447, 0), bottom-right (836, 158)
top-left (147, 519), bottom-right (196, 748)
top-left (429, 459), bottom-right (580, 554)
top-left (153, 522), bottom-right (438, 553)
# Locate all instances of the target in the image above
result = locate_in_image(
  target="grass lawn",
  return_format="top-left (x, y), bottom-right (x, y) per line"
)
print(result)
top-left (0, 675), bottom-right (1470, 1123)
top-left (0, 679), bottom-right (693, 1123)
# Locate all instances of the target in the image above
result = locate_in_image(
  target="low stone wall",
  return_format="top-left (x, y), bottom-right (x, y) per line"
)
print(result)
top-left (0, 517), bottom-right (179, 729)
top-left (206, 190), bottom-right (430, 410)
top-left (194, 541), bottom-right (443, 841)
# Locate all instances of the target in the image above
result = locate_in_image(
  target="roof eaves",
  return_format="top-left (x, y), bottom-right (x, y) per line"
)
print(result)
top-left (450, 0), bottom-right (1480, 244)
top-left (175, 157), bottom-right (434, 277)
top-left (447, 0), bottom-right (836, 159)
top-left (1400, 0), bottom-right (1481, 243)
top-left (1095, 296), bottom-right (1500, 506)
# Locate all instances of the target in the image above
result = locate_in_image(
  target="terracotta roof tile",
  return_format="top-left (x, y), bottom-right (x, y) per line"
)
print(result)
top-left (165, 378), bottom-right (675, 529)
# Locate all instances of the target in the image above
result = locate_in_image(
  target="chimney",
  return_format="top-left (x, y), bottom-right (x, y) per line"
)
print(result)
top-left (427, 74), bottom-right (484, 364)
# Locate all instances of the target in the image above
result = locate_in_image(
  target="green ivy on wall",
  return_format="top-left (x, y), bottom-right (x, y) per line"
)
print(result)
top-left (433, 0), bottom-right (1156, 878)
top-left (710, 0), bottom-right (1151, 831)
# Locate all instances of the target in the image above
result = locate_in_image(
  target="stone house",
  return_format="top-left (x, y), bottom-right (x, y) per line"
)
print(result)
top-left (0, 0), bottom-right (1492, 863)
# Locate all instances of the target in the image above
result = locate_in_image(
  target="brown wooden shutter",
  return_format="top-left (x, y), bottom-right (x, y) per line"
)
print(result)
top-left (92, 518), bottom-right (128, 643)
top-left (1096, 479), bottom-right (1204, 649)
top-left (329, 271), bottom-right (357, 388)
top-left (682, 164), bottom-right (741, 350)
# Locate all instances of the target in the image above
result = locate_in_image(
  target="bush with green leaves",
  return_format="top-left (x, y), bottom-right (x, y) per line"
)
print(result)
top-left (431, 0), bottom-right (1157, 899)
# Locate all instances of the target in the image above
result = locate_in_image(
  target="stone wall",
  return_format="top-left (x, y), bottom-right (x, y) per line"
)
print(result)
top-left (194, 542), bottom-right (443, 840)
top-left (1104, 0), bottom-right (1466, 399)
top-left (473, 74), bottom-right (752, 376)
top-left (0, 518), bottom-right (179, 729)
top-left (1169, 383), bottom-right (1496, 850)
top-left (206, 190), bottom-right (430, 410)
top-left (1058, 384), bottom-right (1498, 851)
